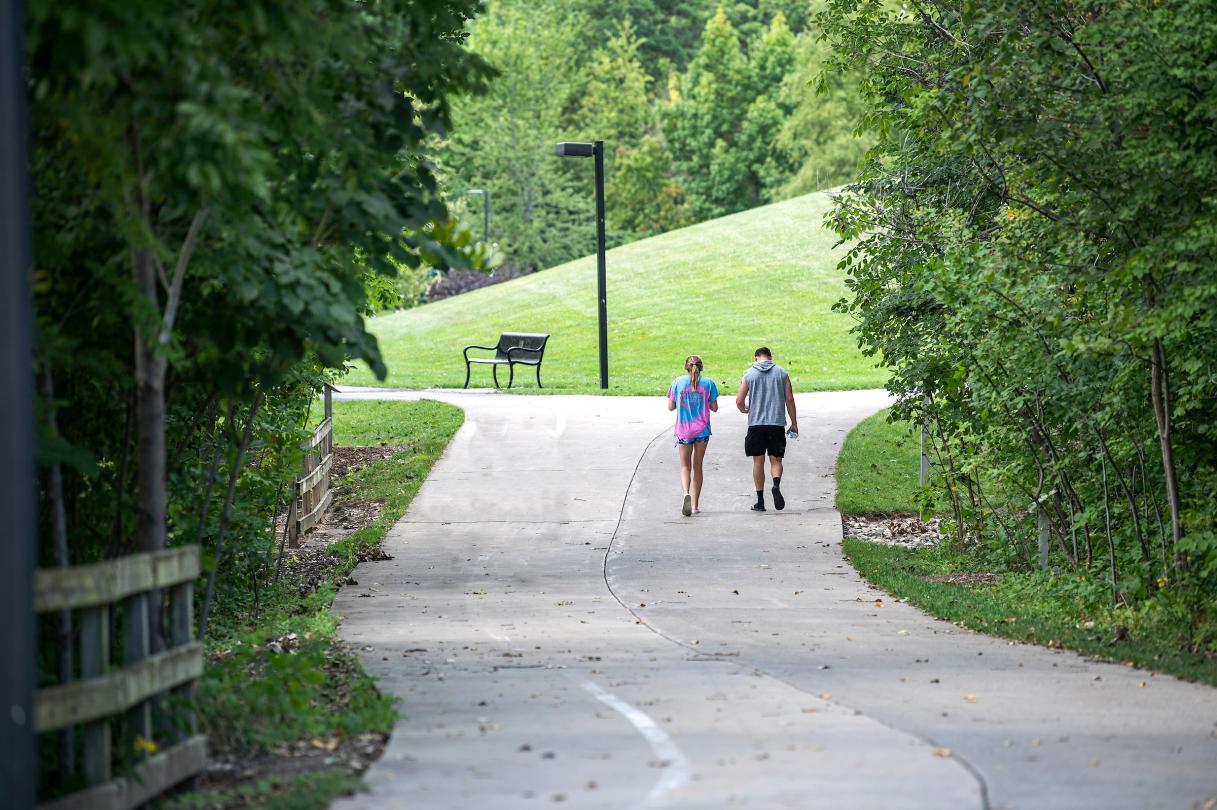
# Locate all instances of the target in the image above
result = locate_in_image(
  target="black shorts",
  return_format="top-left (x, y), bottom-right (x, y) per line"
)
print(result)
top-left (745, 425), bottom-right (786, 458)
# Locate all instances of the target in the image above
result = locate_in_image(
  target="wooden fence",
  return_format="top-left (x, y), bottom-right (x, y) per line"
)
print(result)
top-left (287, 385), bottom-right (335, 548)
top-left (34, 546), bottom-right (206, 810)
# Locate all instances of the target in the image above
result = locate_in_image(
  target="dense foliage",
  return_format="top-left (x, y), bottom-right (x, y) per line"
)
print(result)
top-left (824, 0), bottom-right (1217, 644)
top-left (27, 0), bottom-right (490, 794)
top-left (438, 0), bottom-right (871, 273)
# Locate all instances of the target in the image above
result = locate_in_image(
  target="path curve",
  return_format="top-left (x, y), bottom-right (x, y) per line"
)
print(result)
top-left (330, 388), bottom-right (1216, 809)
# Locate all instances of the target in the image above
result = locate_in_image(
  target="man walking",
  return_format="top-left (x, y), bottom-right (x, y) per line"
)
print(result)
top-left (735, 347), bottom-right (798, 511)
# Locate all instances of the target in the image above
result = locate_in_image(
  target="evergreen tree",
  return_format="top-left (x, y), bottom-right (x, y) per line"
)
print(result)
top-left (441, 0), bottom-right (590, 271)
top-left (663, 9), bottom-right (752, 219)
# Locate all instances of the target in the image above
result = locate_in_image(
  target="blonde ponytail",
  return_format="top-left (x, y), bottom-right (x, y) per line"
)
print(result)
top-left (685, 355), bottom-right (703, 392)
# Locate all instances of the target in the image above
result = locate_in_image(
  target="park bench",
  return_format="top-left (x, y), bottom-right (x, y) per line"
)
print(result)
top-left (463, 332), bottom-right (550, 389)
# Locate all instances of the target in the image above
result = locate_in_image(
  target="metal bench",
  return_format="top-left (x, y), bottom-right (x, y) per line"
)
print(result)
top-left (463, 332), bottom-right (550, 389)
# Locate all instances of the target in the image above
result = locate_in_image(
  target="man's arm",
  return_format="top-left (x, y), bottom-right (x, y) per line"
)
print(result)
top-left (784, 376), bottom-right (798, 433)
top-left (735, 377), bottom-right (749, 413)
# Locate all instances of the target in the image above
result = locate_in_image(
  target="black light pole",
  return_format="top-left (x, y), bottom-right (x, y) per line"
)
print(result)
top-left (555, 140), bottom-right (608, 389)
top-left (465, 188), bottom-right (489, 244)
top-left (1, 1), bottom-right (38, 808)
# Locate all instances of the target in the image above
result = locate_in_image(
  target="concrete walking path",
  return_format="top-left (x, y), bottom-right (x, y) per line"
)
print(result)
top-left (330, 389), bottom-right (1217, 809)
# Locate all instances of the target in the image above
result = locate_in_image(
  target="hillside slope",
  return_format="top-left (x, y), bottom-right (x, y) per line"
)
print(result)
top-left (346, 191), bottom-right (884, 394)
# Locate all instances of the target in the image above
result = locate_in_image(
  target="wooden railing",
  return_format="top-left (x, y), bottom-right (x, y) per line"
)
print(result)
top-left (34, 546), bottom-right (206, 810)
top-left (287, 385), bottom-right (335, 548)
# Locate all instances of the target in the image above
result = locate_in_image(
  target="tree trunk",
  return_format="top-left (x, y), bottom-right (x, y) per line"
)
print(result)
top-left (1149, 339), bottom-right (1184, 561)
top-left (197, 392), bottom-right (264, 640)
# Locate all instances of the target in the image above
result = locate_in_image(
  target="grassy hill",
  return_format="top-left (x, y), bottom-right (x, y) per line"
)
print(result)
top-left (345, 191), bottom-right (886, 394)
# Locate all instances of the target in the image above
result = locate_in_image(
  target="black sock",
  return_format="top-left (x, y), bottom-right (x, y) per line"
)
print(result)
top-left (755, 490), bottom-right (764, 505)
top-left (773, 476), bottom-right (782, 489)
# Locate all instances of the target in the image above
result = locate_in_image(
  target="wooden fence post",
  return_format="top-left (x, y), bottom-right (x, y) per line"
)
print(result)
top-left (79, 605), bottom-right (111, 786)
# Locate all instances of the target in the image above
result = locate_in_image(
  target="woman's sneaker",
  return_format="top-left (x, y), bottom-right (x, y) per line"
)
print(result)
top-left (682, 493), bottom-right (692, 517)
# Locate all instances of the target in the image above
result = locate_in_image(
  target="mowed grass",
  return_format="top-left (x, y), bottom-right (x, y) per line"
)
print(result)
top-left (835, 408), bottom-right (921, 514)
top-left (345, 191), bottom-right (885, 394)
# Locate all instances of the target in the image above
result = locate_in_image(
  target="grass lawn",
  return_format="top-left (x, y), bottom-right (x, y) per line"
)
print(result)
top-left (344, 191), bottom-right (886, 394)
top-left (834, 408), bottom-right (921, 514)
top-left (168, 400), bottom-right (463, 810)
top-left (836, 408), bottom-right (1217, 686)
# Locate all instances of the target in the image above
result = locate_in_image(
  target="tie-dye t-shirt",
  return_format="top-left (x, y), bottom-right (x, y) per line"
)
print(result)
top-left (667, 375), bottom-right (719, 440)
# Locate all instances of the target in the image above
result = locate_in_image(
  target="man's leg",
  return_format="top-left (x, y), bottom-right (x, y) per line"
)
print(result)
top-left (770, 454), bottom-right (785, 510)
top-left (752, 455), bottom-right (766, 510)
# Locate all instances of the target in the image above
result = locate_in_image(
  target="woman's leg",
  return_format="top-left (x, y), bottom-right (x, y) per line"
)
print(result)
top-left (691, 440), bottom-right (709, 510)
top-left (678, 442), bottom-right (693, 495)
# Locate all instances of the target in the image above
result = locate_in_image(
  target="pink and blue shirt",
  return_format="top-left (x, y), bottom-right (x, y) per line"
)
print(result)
top-left (667, 375), bottom-right (719, 440)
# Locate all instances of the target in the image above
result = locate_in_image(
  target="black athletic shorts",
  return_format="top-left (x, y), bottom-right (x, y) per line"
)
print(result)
top-left (745, 425), bottom-right (786, 458)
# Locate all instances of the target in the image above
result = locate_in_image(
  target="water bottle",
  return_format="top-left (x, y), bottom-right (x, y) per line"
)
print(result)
top-left (787, 429), bottom-right (798, 439)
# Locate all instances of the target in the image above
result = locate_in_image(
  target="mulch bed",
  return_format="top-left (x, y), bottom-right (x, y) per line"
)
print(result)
top-left (842, 513), bottom-right (942, 548)
top-left (923, 572), bottom-right (998, 586)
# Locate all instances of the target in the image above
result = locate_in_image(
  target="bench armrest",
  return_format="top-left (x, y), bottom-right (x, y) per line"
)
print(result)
top-left (464, 344), bottom-right (499, 362)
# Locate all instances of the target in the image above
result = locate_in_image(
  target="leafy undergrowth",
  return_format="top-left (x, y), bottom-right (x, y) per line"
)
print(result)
top-left (843, 538), bottom-right (1217, 686)
top-left (837, 407), bottom-right (1217, 687)
top-left (163, 400), bottom-right (463, 810)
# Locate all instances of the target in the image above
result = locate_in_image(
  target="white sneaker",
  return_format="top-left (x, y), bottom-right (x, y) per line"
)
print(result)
top-left (682, 493), bottom-right (692, 517)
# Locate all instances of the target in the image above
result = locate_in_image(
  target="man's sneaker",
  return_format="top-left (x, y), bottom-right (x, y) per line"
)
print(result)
top-left (751, 502), bottom-right (766, 512)
top-left (682, 493), bottom-right (692, 517)
top-left (772, 486), bottom-right (785, 511)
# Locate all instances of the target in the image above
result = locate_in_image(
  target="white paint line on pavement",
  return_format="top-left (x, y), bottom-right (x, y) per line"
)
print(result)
top-left (582, 680), bottom-right (690, 808)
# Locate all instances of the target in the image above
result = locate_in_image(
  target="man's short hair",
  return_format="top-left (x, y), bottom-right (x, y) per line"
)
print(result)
top-left (754, 347), bottom-right (772, 359)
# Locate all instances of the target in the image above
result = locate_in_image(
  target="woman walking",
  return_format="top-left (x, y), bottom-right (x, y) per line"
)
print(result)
top-left (667, 355), bottom-right (719, 516)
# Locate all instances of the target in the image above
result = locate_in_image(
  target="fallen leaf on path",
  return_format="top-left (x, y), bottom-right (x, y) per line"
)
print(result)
top-left (801, 707), bottom-right (817, 713)
top-left (963, 694), bottom-right (977, 702)
top-left (932, 748), bottom-right (952, 758)
top-left (819, 692), bottom-right (831, 700)
top-left (897, 630), bottom-right (909, 636)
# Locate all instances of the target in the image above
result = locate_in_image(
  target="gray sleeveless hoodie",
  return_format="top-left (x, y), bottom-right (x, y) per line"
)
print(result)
top-left (743, 360), bottom-right (788, 426)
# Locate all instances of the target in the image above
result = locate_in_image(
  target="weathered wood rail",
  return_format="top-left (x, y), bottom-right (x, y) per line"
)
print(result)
top-left (34, 546), bottom-right (206, 810)
top-left (287, 385), bottom-right (335, 547)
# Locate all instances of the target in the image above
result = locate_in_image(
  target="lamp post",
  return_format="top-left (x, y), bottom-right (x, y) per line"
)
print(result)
top-left (555, 140), bottom-right (608, 389)
top-left (465, 188), bottom-right (489, 244)
top-left (1, 1), bottom-right (38, 807)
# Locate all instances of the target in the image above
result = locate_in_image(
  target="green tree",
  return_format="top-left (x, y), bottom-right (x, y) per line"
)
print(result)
top-left (28, 0), bottom-right (490, 636)
top-left (609, 135), bottom-right (693, 236)
top-left (664, 8), bottom-right (753, 218)
top-left (441, 0), bottom-right (592, 271)
top-left (821, 0), bottom-right (1217, 622)
top-left (666, 9), bottom-right (798, 217)
top-left (773, 7), bottom-right (871, 196)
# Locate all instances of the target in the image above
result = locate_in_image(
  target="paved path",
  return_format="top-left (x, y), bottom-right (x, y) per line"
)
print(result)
top-left (331, 389), bottom-right (1217, 810)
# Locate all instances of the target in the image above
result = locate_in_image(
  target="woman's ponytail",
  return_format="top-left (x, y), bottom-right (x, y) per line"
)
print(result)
top-left (685, 355), bottom-right (703, 392)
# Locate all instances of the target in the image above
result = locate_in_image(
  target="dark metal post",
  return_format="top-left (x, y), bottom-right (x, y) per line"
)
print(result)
top-left (1, 1), bottom-right (38, 807)
top-left (593, 141), bottom-right (608, 390)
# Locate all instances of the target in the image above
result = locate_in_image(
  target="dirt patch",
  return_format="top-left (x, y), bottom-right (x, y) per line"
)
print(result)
top-left (331, 444), bottom-right (409, 478)
top-left (923, 572), bottom-right (998, 586)
top-left (842, 513), bottom-right (942, 548)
